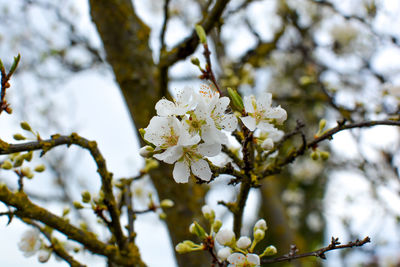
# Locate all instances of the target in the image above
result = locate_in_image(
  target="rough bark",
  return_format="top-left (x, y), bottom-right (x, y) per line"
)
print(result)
top-left (88, 1), bottom-right (209, 266)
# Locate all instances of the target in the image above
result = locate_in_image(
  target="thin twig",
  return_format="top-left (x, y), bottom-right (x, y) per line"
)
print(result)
top-left (262, 236), bottom-right (371, 264)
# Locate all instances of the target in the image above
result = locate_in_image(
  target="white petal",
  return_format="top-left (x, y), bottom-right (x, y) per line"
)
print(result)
top-left (155, 99), bottom-right (177, 116)
top-left (267, 106), bottom-right (287, 124)
top-left (178, 131), bottom-right (201, 146)
top-left (214, 97), bottom-right (230, 115)
top-left (261, 138), bottom-right (274, 150)
top-left (201, 124), bottom-right (226, 144)
top-left (219, 114), bottom-right (237, 132)
top-left (243, 95), bottom-right (255, 113)
top-left (144, 116), bottom-right (170, 146)
top-left (258, 92), bottom-right (272, 111)
top-left (191, 159), bottom-right (212, 181)
top-left (173, 161), bottom-right (190, 183)
top-left (197, 143), bottom-right (221, 157)
top-left (154, 146), bottom-right (183, 164)
top-left (240, 116), bottom-right (256, 131)
top-left (227, 253), bottom-right (246, 264)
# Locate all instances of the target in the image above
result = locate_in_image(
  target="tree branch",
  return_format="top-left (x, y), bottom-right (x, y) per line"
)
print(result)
top-left (262, 236), bottom-right (371, 264)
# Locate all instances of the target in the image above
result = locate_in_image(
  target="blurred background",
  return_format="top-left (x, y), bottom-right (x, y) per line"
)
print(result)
top-left (0, 0), bottom-right (400, 266)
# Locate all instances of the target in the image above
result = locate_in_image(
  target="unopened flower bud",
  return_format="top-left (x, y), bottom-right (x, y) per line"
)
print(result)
top-left (236, 236), bottom-right (252, 249)
top-left (159, 212), bottom-right (167, 220)
top-left (81, 191), bottom-right (91, 203)
top-left (216, 229), bottom-right (236, 247)
top-left (73, 201), bottom-right (84, 209)
top-left (20, 121), bottom-right (32, 132)
top-left (195, 25), bottom-right (207, 44)
top-left (254, 219), bottom-right (267, 231)
top-left (212, 219), bottom-right (222, 233)
top-left (319, 119), bottom-right (327, 131)
top-left (38, 250), bottom-right (51, 263)
top-left (24, 151), bottom-right (33, 162)
top-left (189, 221), bottom-right (207, 239)
top-left (13, 133), bottom-right (26, 140)
top-left (264, 245), bottom-right (277, 256)
top-left (175, 240), bottom-right (197, 254)
top-left (160, 199), bottom-right (174, 209)
top-left (1, 160), bottom-right (13, 170)
top-left (62, 207), bottom-right (70, 217)
top-left (311, 151), bottom-right (319, 160)
top-left (261, 138), bottom-right (274, 150)
top-left (21, 167), bottom-right (34, 179)
top-left (201, 205), bottom-right (215, 222)
top-left (253, 229), bottom-right (265, 242)
top-left (191, 57), bottom-right (200, 66)
top-left (320, 151), bottom-right (330, 160)
top-left (217, 247), bottom-right (232, 261)
top-left (34, 164), bottom-right (46, 172)
top-left (139, 145), bottom-right (154, 157)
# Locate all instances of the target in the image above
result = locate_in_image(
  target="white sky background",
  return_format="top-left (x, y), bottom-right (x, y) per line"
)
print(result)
top-left (0, 0), bottom-right (400, 266)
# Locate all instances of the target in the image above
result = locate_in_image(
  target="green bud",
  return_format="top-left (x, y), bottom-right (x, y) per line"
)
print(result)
top-left (20, 121), bottom-right (32, 132)
top-left (189, 221), bottom-right (207, 239)
top-left (159, 212), bottom-right (167, 220)
top-left (310, 151), bottom-right (319, 161)
top-left (62, 207), bottom-right (70, 217)
top-left (227, 87), bottom-right (244, 111)
top-left (13, 133), bottom-right (26, 140)
top-left (73, 201), bottom-right (84, 209)
top-left (160, 199), bottom-right (174, 209)
top-left (319, 119), bottom-right (327, 131)
top-left (261, 245), bottom-right (277, 257)
top-left (24, 151), bottom-right (33, 162)
top-left (254, 229), bottom-right (265, 242)
top-left (81, 191), bottom-right (91, 203)
top-left (139, 145), bottom-right (154, 157)
top-left (9, 54), bottom-right (21, 76)
top-left (34, 164), bottom-right (46, 172)
top-left (139, 128), bottom-right (146, 139)
top-left (212, 219), bottom-right (222, 233)
top-left (1, 160), bottom-right (13, 170)
top-left (175, 242), bottom-right (193, 254)
top-left (190, 57), bottom-right (200, 66)
top-left (13, 155), bottom-right (24, 167)
top-left (320, 151), bottom-right (330, 160)
top-left (195, 25), bottom-right (207, 44)
top-left (21, 167), bottom-right (34, 179)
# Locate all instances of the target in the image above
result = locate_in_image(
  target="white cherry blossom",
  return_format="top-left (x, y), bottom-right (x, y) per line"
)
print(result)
top-left (155, 86), bottom-right (195, 116)
top-left (254, 125), bottom-right (284, 151)
top-left (227, 253), bottom-right (260, 267)
top-left (144, 116), bottom-right (220, 183)
top-left (240, 92), bottom-right (287, 131)
top-left (185, 85), bottom-right (237, 144)
top-left (18, 228), bottom-right (41, 257)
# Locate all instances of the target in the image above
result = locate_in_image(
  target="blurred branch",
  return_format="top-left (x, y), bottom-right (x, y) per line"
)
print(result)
top-left (23, 219), bottom-right (86, 267)
top-left (159, 0), bottom-right (231, 68)
top-left (262, 236), bottom-right (371, 264)
top-left (0, 185), bottom-right (143, 266)
top-left (262, 119), bottom-right (400, 177)
top-left (0, 133), bottom-right (127, 251)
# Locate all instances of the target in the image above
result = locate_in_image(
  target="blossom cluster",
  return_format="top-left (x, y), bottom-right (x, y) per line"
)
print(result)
top-left (140, 85), bottom-right (287, 183)
top-left (175, 205), bottom-right (277, 267)
top-left (215, 219), bottom-right (277, 267)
